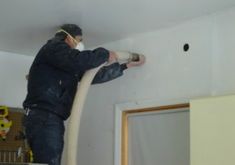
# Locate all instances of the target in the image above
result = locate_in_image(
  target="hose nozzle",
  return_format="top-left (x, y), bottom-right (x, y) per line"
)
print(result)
top-left (115, 51), bottom-right (145, 62)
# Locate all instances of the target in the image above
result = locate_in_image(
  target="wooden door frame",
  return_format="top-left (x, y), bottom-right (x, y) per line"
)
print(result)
top-left (114, 99), bottom-right (189, 165)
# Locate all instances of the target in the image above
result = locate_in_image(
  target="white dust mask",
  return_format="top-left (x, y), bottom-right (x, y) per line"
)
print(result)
top-left (76, 42), bottom-right (85, 51)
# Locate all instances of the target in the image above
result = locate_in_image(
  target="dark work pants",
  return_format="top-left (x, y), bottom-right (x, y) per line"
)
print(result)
top-left (23, 109), bottom-right (65, 165)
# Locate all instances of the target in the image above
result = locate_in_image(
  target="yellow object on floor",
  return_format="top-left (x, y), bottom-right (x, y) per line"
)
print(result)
top-left (0, 106), bottom-right (13, 140)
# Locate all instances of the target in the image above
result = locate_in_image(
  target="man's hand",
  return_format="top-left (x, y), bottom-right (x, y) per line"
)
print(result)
top-left (127, 55), bottom-right (145, 68)
top-left (108, 51), bottom-right (118, 63)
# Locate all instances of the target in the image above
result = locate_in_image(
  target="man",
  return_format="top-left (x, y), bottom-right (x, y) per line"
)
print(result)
top-left (23, 24), bottom-right (144, 165)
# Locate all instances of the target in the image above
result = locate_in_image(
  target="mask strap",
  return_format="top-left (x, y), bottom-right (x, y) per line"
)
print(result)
top-left (56, 29), bottom-right (79, 44)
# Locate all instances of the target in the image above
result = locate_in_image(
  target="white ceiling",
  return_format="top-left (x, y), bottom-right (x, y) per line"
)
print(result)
top-left (1, 0), bottom-right (235, 56)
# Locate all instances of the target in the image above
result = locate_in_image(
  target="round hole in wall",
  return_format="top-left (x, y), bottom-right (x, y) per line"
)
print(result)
top-left (183, 43), bottom-right (190, 52)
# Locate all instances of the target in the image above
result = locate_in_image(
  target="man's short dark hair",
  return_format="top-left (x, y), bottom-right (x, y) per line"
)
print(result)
top-left (55, 24), bottom-right (82, 40)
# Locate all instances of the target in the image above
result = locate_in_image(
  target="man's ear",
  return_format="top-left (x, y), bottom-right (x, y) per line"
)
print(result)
top-left (65, 35), bottom-right (70, 43)
top-left (65, 35), bottom-right (73, 48)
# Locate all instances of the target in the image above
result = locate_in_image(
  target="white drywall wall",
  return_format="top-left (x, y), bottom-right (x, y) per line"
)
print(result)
top-left (211, 9), bottom-right (235, 95)
top-left (74, 8), bottom-right (235, 165)
top-left (0, 52), bottom-right (33, 107)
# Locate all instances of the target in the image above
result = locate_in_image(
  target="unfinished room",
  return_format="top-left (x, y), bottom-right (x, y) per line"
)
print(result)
top-left (0, 0), bottom-right (235, 165)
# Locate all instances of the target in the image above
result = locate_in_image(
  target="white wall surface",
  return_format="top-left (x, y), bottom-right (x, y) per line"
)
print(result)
top-left (211, 9), bottom-right (235, 95)
top-left (0, 52), bottom-right (33, 107)
top-left (74, 8), bottom-right (235, 165)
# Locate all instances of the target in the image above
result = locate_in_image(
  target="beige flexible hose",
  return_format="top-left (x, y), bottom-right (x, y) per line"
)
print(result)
top-left (67, 62), bottom-right (106, 165)
top-left (67, 51), bottom-right (144, 165)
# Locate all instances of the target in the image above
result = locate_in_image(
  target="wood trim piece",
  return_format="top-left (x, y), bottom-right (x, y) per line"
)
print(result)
top-left (121, 112), bottom-right (128, 165)
top-left (125, 103), bottom-right (189, 114)
top-left (120, 103), bottom-right (189, 165)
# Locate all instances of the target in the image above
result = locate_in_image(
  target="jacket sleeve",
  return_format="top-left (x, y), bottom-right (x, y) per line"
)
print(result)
top-left (43, 42), bottom-right (109, 73)
top-left (92, 63), bottom-right (128, 84)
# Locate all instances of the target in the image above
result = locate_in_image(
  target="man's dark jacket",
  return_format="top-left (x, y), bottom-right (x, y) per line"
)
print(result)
top-left (23, 38), bottom-right (127, 120)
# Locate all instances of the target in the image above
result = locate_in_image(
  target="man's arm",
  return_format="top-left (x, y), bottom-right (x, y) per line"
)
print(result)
top-left (92, 63), bottom-right (127, 84)
top-left (43, 41), bottom-right (111, 72)
top-left (92, 55), bottom-right (145, 84)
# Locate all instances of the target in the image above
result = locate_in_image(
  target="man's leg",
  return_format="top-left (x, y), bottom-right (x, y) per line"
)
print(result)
top-left (23, 110), bottom-right (65, 165)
